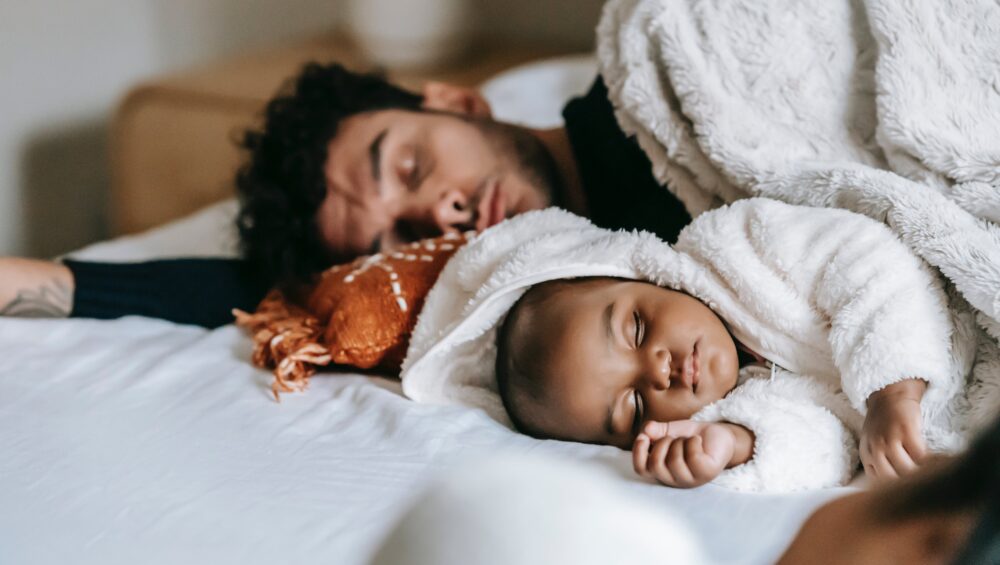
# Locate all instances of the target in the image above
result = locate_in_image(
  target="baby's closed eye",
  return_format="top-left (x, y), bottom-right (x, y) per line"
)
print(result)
top-left (632, 310), bottom-right (645, 347)
top-left (631, 388), bottom-right (645, 436)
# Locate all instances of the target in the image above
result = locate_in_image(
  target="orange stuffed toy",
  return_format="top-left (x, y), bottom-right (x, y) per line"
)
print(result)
top-left (234, 232), bottom-right (472, 399)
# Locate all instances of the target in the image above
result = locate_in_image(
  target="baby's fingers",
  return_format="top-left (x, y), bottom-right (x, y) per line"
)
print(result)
top-left (641, 421), bottom-right (672, 441)
top-left (866, 450), bottom-right (898, 481)
top-left (886, 442), bottom-right (918, 476)
top-left (633, 434), bottom-right (651, 478)
top-left (648, 436), bottom-right (678, 486)
top-left (902, 433), bottom-right (928, 465)
top-left (665, 437), bottom-right (696, 486)
top-left (641, 419), bottom-right (703, 441)
top-left (859, 440), bottom-right (873, 473)
top-left (685, 436), bottom-right (723, 479)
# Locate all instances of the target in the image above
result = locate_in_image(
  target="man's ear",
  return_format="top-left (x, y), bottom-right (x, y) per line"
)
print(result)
top-left (421, 82), bottom-right (492, 118)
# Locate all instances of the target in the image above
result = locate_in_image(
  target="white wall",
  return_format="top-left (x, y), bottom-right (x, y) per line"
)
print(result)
top-left (0, 0), bottom-right (602, 258)
top-left (0, 0), bottom-right (339, 257)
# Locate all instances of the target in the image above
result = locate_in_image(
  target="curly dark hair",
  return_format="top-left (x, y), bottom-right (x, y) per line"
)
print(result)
top-left (235, 62), bottom-right (423, 287)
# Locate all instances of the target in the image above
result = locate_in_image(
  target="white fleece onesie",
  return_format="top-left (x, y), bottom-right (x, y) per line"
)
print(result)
top-left (402, 201), bottom-right (985, 493)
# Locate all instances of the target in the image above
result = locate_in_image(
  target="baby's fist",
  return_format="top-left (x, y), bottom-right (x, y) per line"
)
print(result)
top-left (632, 421), bottom-right (735, 488)
top-left (862, 382), bottom-right (927, 479)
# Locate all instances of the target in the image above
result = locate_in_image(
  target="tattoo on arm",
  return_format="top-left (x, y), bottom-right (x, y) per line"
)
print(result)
top-left (0, 279), bottom-right (72, 318)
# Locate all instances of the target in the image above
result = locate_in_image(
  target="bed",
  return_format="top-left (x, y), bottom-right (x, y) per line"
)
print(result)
top-left (0, 57), bottom-right (847, 565)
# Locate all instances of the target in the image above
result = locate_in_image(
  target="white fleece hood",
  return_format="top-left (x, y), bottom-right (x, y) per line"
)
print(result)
top-left (400, 208), bottom-right (652, 426)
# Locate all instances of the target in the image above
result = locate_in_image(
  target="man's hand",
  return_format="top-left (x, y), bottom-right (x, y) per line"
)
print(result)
top-left (0, 258), bottom-right (73, 318)
top-left (632, 420), bottom-right (754, 488)
top-left (861, 378), bottom-right (928, 480)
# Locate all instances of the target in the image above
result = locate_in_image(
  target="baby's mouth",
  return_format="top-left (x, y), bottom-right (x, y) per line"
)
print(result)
top-left (691, 340), bottom-right (701, 393)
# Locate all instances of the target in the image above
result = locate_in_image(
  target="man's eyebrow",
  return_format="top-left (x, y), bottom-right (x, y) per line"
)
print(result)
top-left (368, 128), bottom-right (388, 184)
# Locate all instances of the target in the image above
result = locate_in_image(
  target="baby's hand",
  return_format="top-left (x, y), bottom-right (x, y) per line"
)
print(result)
top-left (861, 378), bottom-right (928, 479)
top-left (632, 420), bottom-right (751, 488)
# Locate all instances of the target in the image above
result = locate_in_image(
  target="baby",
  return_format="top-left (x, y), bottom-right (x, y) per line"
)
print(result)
top-left (402, 200), bottom-right (990, 493)
top-left (495, 276), bottom-right (928, 488)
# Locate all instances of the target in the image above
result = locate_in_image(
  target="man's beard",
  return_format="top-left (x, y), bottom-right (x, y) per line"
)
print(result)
top-left (471, 118), bottom-right (564, 209)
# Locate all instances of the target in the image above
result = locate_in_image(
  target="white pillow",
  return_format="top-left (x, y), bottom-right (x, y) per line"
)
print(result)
top-left (480, 54), bottom-right (597, 128)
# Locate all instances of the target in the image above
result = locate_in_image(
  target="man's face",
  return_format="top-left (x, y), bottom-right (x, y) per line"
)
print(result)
top-left (317, 109), bottom-right (555, 258)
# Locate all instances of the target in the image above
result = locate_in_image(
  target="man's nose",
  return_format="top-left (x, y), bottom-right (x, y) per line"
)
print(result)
top-left (430, 189), bottom-right (474, 233)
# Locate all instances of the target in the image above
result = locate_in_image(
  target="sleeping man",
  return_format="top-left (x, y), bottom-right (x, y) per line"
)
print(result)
top-left (6, 0), bottom-right (995, 345)
top-left (399, 202), bottom-right (1000, 493)
top-left (0, 61), bottom-right (690, 326)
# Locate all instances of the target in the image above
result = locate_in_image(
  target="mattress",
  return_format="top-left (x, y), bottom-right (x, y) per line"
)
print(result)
top-left (0, 56), bottom-right (846, 565)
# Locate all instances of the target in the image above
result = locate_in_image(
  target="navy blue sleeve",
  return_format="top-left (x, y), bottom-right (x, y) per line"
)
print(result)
top-left (562, 77), bottom-right (691, 243)
top-left (64, 258), bottom-right (271, 329)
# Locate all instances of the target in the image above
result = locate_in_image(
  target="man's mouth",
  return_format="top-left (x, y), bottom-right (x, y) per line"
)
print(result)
top-left (474, 178), bottom-right (506, 232)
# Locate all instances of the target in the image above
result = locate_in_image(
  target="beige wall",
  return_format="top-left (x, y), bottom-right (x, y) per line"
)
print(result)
top-left (0, 0), bottom-right (603, 257)
top-left (476, 0), bottom-right (604, 48)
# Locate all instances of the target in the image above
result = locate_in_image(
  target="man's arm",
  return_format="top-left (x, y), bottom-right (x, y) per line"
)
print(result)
top-left (2, 257), bottom-right (271, 328)
top-left (0, 258), bottom-right (73, 318)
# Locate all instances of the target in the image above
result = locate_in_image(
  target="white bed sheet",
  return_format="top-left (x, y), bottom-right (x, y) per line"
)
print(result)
top-left (0, 57), bottom-right (847, 565)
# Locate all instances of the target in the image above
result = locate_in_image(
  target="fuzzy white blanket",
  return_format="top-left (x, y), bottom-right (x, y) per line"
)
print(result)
top-left (400, 1), bottom-right (1000, 492)
top-left (597, 0), bottom-right (1000, 341)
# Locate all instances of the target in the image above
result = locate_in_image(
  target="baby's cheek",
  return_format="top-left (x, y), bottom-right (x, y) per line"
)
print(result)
top-left (651, 399), bottom-right (698, 423)
top-left (679, 401), bottom-right (705, 420)
top-left (710, 351), bottom-right (739, 395)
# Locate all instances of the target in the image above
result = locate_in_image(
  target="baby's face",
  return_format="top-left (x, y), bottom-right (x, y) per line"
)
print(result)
top-left (528, 280), bottom-right (739, 449)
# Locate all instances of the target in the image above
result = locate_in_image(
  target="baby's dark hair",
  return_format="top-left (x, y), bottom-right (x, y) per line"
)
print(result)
top-left (495, 278), bottom-right (608, 436)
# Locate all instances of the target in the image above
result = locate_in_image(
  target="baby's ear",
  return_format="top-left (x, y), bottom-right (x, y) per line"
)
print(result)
top-left (421, 82), bottom-right (492, 118)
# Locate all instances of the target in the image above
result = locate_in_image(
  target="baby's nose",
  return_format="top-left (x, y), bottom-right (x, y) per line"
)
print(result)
top-left (647, 349), bottom-right (672, 390)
